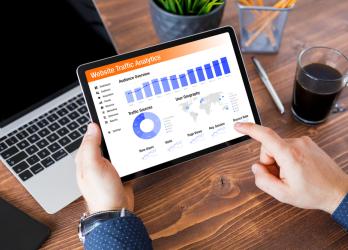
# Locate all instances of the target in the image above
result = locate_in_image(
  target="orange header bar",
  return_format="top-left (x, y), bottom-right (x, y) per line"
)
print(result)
top-left (85, 34), bottom-right (225, 82)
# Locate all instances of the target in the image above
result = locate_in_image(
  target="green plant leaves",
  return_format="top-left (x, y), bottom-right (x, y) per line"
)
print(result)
top-left (155, 0), bottom-right (224, 15)
top-left (175, 0), bottom-right (184, 15)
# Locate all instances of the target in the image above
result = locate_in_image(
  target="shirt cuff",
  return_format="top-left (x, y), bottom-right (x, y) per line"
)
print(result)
top-left (84, 214), bottom-right (152, 250)
top-left (332, 193), bottom-right (348, 231)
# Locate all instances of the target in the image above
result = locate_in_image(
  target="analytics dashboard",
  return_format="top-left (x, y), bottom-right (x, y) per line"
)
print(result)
top-left (85, 32), bottom-right (256, 177)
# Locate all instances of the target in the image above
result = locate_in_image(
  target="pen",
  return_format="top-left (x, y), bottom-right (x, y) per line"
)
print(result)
top-left (251, 56), bottom-right (285, 114)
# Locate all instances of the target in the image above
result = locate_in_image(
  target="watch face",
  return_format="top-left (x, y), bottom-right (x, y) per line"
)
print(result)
top-left (78, 209), bottom-right (127, 242)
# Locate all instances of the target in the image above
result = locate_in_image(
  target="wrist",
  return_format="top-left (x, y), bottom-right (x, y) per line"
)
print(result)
top-left (323, 177), bottom-right (348, 214)
top-left (86, 196), bottom-right (133, 214)
top-left (325, 192), bottom-right (346, 214)
top-left (87, 203), bottom-right (132, 214)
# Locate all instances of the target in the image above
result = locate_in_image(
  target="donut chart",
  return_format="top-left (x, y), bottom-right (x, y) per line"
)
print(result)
top-left (133, 112), bottom-right (161, 139)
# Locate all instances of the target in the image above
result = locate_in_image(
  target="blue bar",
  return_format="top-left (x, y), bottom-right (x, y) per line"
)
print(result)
top-left (220, 57), bottom-right (231, 74)
top-left (134, 88), bottom-right (143, 100)
top-left (213, 60), bottom-right (222, 77)
top-left (179, 74), bottom-right (188, 87)
top-left (160, 77), bottom-right (171, 92)
top-left (151, 79), bottom-right (162, 95)
top-left (170, 75), bottom-right (179, 89)
top-left (196, 66), bottom-right (205, 82)
top-left (125, 90), bottom-right (134, 103)
top-left (142, 82), bottom-right (153, 97)
top-left (187, 69), bottom-right (197, 84)
top-left (204, 64), bottom-right (214, 79)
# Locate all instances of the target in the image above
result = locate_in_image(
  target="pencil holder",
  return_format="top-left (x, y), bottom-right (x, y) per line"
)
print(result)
top-left (237, 0), bottom-right (294, 53)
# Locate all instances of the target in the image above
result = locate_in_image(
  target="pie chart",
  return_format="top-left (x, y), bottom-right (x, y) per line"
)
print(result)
top-left (133, 112), bottom-right (161, 139)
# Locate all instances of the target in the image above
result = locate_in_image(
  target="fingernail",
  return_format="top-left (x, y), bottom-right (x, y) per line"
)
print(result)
top-left (234, 122), bottom-right (242, 129)
top-left (86, 123), bottom-right (97, 135)
top-left (251, 164), bottom-right (258, 174)
top-left (234, 122), bottom-right (245, 132)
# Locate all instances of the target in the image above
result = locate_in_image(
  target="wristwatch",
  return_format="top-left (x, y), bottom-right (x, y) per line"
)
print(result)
top-left (78, 208), bottom-right (133, 243)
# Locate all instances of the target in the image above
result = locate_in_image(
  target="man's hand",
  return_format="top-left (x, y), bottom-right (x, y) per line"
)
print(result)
top-left (234, 122), bottom-right (348, 214)
top-left (75, 123), bottom-right (134, 213)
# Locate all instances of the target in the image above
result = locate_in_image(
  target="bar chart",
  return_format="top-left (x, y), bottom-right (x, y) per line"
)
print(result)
top-left (125, 57), bottom-right (231, 104)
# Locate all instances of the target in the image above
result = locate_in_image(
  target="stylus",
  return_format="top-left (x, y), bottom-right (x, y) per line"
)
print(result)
top-left (251, 57), bottom-right (285, 115)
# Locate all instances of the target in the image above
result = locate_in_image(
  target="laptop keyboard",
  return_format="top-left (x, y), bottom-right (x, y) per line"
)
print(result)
top-left (0, 93), bottom-right (89, 182)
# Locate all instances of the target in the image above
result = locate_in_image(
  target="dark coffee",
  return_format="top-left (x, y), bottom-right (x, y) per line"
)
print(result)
top-left (292, 63), bottom-right (343, 123)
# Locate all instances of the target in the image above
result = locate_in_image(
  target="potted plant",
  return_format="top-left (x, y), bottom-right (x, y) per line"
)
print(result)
top-left (150, 0), bottom-right (225, 42)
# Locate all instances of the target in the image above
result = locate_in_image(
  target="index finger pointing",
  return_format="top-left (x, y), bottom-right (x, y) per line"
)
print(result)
top-left (234, 122), bottom-right (287, 158)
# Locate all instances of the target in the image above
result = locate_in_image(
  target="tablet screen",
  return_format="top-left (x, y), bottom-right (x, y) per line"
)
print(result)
top-left (83, 31), bottom-right (257, 178)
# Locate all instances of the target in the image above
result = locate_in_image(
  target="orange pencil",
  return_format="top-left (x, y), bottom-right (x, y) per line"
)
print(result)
top-left (257, 0), bottom-right (264, 6)
top-left (245, 0), bottom-right (296, 47)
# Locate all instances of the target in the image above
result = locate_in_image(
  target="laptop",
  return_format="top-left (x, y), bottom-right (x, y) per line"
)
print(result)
top-left (0, 0), bottom-right (117, 214)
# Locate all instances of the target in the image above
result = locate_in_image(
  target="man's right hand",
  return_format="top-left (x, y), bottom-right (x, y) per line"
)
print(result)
top-left (234, 122), bottom-right (348, 214)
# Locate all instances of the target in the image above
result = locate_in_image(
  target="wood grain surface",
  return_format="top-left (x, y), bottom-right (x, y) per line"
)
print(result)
top-left (1, 0), bottom-right (348, 249)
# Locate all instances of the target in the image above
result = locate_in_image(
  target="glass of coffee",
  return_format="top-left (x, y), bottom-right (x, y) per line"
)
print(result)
top-left (292, 46), bottom-right (348, 125)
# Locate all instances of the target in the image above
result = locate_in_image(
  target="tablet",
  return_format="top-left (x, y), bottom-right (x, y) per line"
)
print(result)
top-left (77, 26), bottom-right (261, 181)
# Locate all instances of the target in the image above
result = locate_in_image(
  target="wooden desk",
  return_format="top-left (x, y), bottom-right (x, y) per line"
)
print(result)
top-left (1, 0), bottom-right (347, 248)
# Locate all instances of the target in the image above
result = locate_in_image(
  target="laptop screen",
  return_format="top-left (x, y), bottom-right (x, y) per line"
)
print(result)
top-left (0, 0), bottom-right (116, 126)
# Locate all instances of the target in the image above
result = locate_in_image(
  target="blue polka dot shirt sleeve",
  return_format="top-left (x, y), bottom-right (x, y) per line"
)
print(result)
top-left (332, 193), bottom-right (348, 231)
top-left (84, 214), bottom-right (152, 250)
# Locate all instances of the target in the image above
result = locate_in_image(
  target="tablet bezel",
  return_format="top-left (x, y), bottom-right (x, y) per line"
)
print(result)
top-left (77, 26), bottom-right (261, 182)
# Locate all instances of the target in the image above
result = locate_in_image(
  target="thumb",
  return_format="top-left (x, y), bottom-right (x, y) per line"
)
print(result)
top-left (77, 123), bottom-right (102, 163)
top-left (252, 163), bottom-right (288, 203)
